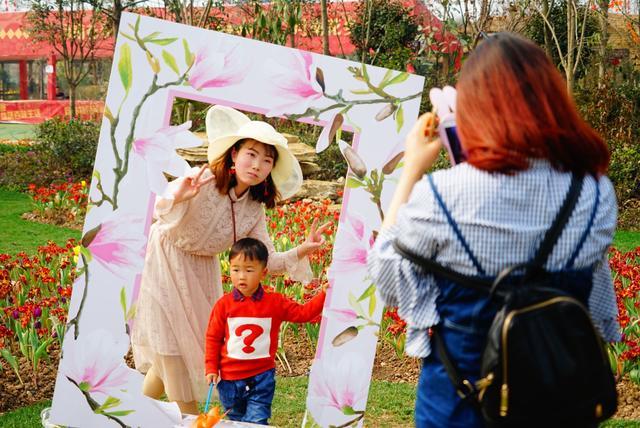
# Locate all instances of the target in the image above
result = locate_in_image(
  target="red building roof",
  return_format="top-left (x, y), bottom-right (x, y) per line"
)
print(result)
top-left (0, 11), bottom-right (114, 60)
top-left (0, 1), bottom-right (460, 65)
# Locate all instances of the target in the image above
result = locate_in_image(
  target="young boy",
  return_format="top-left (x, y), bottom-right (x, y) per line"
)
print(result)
top-left (204, 237), bottom-right (327, 425)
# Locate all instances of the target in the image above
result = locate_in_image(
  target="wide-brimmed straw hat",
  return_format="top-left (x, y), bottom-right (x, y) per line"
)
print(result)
top-left (206, 105), bottom-right (303, 200)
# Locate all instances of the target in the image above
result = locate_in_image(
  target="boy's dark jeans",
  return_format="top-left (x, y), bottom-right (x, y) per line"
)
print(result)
top-left (216, 368), bottom-right (275, 425)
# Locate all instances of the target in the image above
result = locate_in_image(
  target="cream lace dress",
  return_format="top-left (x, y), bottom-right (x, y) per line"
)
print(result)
top-left (131, 170), bottom-right (311, 402)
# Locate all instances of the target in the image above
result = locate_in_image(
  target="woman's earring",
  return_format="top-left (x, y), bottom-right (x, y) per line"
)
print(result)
top-left (263, 181), bottom-right (269, 197)
top-left (230, 164), bottom-right (236, 175)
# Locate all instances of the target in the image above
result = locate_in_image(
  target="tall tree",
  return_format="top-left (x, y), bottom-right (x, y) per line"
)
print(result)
top-left (85, 0), bottom-right (147, 42)
top-left (162, 0), bottom-right (224, 27)
top-left (595, 0), bottom-right (610, 87)
top-left (321, 0), bottom-right (329, 54)
top-left (28, 0), bottom-right (110, 118)
top-left (527, 0), bottom-right (597, 92)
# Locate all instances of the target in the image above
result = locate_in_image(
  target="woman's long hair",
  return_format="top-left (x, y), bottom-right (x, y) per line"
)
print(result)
top-left (210, 139), bottom-right (280, 208)
top-left (456, 32), bottom-right (609, 176)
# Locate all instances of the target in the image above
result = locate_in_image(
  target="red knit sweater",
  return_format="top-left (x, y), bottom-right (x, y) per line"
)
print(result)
top-left (205, 286), bottom-right (325, 380)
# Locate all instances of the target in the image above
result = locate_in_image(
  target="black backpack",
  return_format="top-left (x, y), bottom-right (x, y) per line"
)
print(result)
top-left (393, 175), bottom-right (617, 427)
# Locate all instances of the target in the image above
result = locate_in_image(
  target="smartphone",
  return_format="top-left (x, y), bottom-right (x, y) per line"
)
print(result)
top-left (439, 117), bottom-right (465, 165)
top-left (429, 86), bottom-right (465, 165)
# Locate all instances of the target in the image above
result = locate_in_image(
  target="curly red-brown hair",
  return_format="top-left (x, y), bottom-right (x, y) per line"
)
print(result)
top-left (456, 32), bottom-right (609, 176)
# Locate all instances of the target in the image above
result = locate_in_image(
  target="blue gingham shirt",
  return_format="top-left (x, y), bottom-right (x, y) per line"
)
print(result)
top-left (368, 159), bottom-right (620, 358)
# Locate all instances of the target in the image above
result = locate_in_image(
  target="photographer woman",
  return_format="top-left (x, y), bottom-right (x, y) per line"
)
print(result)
top-left (368, 32), bottom-right (619, 427)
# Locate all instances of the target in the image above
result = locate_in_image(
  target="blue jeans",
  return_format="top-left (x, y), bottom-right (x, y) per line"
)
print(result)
top-left (216, 368), bottom-right (275, 425)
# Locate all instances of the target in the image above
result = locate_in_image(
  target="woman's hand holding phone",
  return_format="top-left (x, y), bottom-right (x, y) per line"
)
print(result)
top-left (381, 112), bottom-right (442, 230)
top-left (402, 112), bottom-right (443, 179)
top-left (430, 86), bottom-right (465, 165)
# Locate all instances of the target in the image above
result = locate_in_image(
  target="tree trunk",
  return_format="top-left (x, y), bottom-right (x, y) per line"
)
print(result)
top-left (321, 0), bottom-right (330, 55)
top-left (566, 0), bottom-right (576, 93)
top-left (541, 0), bottom-right (554, 58)
top-left (113, 0), bottom-right (123, 41)
top-left (69, 84), bottom-right (77, 119)
top-left (597, 0), bottom-right (609, 87)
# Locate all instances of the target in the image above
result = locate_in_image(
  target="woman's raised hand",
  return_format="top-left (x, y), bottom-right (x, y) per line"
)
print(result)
top-left (380, 113), bottom-right (443, 229)
top-left (403, 112), bottom-right (443, 178)
top-left (296, 218), bottom-right (332, 259)
top-left (173, 164), bottom-right (216, 204)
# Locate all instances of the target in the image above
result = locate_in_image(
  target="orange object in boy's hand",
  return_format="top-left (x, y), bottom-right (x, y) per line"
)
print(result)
top-left (190, 406), bottom-right (224, 428)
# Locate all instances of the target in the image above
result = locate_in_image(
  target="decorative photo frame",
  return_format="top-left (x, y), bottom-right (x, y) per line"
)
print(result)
top-left (49, 12), bottom-right (424, 427)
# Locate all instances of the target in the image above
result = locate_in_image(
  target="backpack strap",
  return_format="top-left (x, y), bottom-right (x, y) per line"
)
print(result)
top-left (427, 175), bottom-right (486, 275)
top-left (565, 178), bottom-right (600, 269)
top-left (526, 174), bottom-right (583, 277)
top-left (393, 240), bottom-right (493, 293)
top-left (393, 173), bottom-right (583, 407)
top-left (431, 325), bottom-right (483, 405)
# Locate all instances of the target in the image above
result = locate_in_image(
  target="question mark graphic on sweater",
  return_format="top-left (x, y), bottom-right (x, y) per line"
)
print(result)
top-left (235, 324), bottom-right (264, 353)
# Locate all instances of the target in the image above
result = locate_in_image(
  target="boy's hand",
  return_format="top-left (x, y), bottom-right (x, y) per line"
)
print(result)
top-left (321, 280), bottom-right (330, 293)
top-left (206, 373), bottom-right (219, 385)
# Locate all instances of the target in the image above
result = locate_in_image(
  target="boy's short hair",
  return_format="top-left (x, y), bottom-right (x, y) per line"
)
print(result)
top-left (229, 238), bottom-right (269, 266)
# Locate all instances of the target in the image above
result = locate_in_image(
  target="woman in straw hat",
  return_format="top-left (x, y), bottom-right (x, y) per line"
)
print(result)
top-left (131, 106), bottom-right (330, 415)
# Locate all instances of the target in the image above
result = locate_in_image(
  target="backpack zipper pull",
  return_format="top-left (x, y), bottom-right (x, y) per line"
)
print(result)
top-left (500, 383), bottom-right (509, 416)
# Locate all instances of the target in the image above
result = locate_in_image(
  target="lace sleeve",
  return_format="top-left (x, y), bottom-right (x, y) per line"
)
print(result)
top-left (154, 167), bottom-right (204, 223)
top-left (248, 207), bottom-right (313, 284)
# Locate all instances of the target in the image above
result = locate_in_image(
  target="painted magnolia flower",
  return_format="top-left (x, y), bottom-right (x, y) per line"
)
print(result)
top-left (82, 216), bottom-right (146, 279)
top-left (315, 113), bottom-right (344, 154)
top-left (308, 352), bottom-right (368, 414)
top-left (188, 43), bottom-right (248, 90)
top-left (327, 308), bottom-right (359, 323)
top-left (62, 329), bottom-right (130, 396)
top-left (264, 50), bottom-right (324, 117)
top-left (132, 121), bottom-right (202, 197)
top-left (338, 140), bottom-right (367, 179)
top-left (329, 214), bottom-right (374, 277)
top-left (381, 139), bottom-right (405, 175)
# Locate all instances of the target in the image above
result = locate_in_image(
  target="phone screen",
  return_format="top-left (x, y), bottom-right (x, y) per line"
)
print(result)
top-left (444, 125), bottom-right (465, 164)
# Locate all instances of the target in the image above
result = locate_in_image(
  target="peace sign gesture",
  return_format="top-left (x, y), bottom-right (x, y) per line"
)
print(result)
top-left (297, 218), bottom-right (332, 259)
top-left (173, 164), bottom-right (216, 204)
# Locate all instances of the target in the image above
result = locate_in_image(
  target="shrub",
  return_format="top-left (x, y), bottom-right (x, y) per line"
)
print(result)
top-left (0, 145), bottom-right (76, 191)
top-left (349, 0), bottom-right (419, 70)
top-left (35, 118), bottom-right (100, 178)
top-left (576, 81), bottom-right (640, 206)
top-left (0, 142), bottom-right (33, 155)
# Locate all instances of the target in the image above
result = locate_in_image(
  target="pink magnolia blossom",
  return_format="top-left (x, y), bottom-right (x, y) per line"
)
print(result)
top-left (381, 139), bottom-right (405, 175)
top-left (329, 214), bottom-right (374, 276)
top-left (328, 308), bottom-right (359, 323)
top-left (85, 216), bottom-right (146, 279)
top-left (63, 330), bottom-right (130, 396)
top-left (308, 352), bottom-right (368, 415)
top-left (188, 43), bottom-right (248, 91)
top-left (264, 51), bottom-right (324, 117)
top-left (133, 121), bottom-right (202, 197)
top-left (315, 113), bottom-right (343, 154)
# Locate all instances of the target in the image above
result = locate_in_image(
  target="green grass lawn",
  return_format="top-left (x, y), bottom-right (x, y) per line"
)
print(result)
top-left (0, 377), bottom-right (415, 427)
top-left (0, 377), bottom-right (637, 427)
top-left (0, 123), bottom-right (37, 141)
top-left (0, 189), bottom-right (81, 255)
top-left (613, 230), bottom-right (640, 253)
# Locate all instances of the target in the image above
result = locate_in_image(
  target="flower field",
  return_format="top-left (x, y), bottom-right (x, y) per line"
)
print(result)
top-left (0, 182), bottom-right (639, 419)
